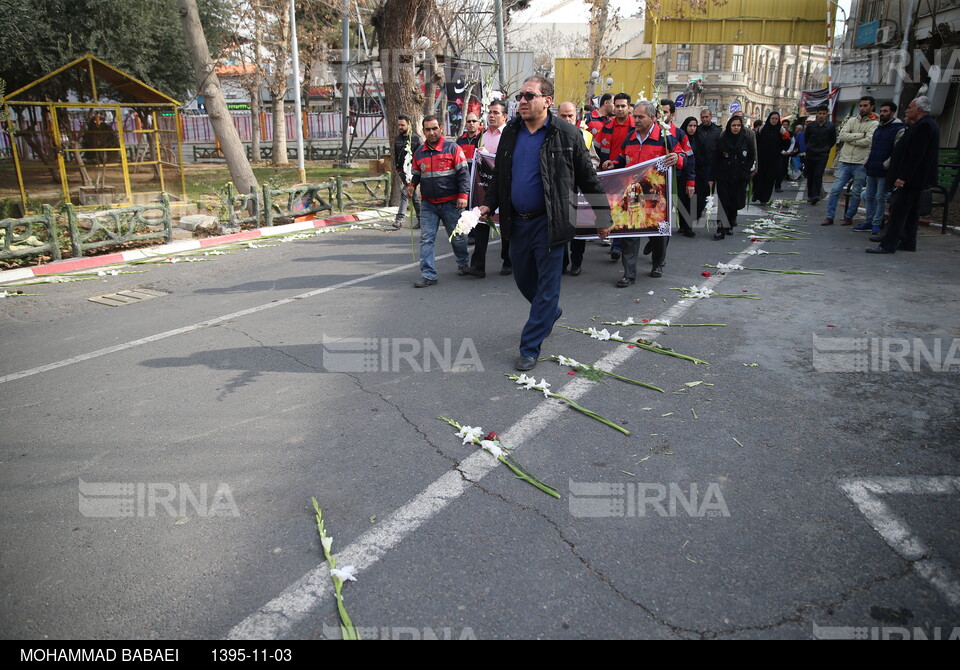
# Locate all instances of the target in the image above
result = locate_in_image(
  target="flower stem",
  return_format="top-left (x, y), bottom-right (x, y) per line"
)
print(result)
top-left (549, 392), bottom-right (631, 435)
top-left (601, 370), bottom-right (665, 392)
top-left (498, 456), bottom-right (561, 498)
top-left (559, 326), bottom-right (709, 364)
top-left (311, 498), bottom-right (360, 640)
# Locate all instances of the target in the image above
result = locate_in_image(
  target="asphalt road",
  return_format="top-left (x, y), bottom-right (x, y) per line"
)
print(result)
top-left (1, 195), bottom-right (958, 640)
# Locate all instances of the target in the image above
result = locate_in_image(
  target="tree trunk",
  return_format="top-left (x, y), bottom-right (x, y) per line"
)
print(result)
top-left (585, 0), bottom-right (610, 101)
top-left (178, 0), bottom-right (257, 194)
top-left (271, 94), bottom-right (288, 165)
top-left (373, 0), bottom-right (426, 206)
top-left (248, 87), bottom-right (261, 161)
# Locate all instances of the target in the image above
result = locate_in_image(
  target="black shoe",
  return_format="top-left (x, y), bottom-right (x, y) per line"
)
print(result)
top-left (414, 277), bottom-right (438, 287)
top-left (810, 197), bottom-right (819, 205)
top-left (457, 265), bottom-right (469, 276)
top-left (515, 355), bottom-right (537, 371)
top-left (464, 266), bottom-right (486, 278)
top-left (775, 187), bottom-right (783, 193)
top-left (713, 228), bottom-right (726, 240)
top-left (412, 223), bottom-right (421, 229)
top-left (869, 235), bottom-right (885, 243)
top-left (610, 250), bottom-right (621, 261)
top-left (570, 265), bottom-right (582, 276)
top-left (649, 266), bottom-right (663, 278)
top-left (392, 220), bottom-right (402, 229)
top-left (897, 243), bottom-right (916, 252)
top-left (681, 229), bottom-right (696, 238)
top-left (642, 241), bottom-right (652, 255)
top-left (865, 246), bottom-right (894, 254)
top-left (616, 276), bottom-right (635, 288)
top-left (499, 263), bottom-right (512, 276)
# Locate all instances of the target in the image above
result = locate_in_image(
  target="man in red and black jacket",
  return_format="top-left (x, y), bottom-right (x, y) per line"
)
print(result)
top-left (586, 94), bottom-right (613, 140)
top-left (596, 93), bottom-right (635, 164)
top-left (456, 111), bottom-right (483, 160)
top-left (407, 115), bottom-right (471, 287)
top-left (600, 100), bottom-right (685, 286)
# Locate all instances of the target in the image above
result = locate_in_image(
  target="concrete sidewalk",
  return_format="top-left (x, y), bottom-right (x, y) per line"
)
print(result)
top-left (0, 206), bottom-right (403, 285)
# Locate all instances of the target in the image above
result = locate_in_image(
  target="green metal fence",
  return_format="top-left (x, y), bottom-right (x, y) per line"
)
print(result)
top-left (263, 180), bottom-right (336, 227)
top-left (67, 196), bottom-right (173, 258)
top-left (0, 205), bottom-right (62, 262)
top-left (0, 172), bottom-right (392, 263)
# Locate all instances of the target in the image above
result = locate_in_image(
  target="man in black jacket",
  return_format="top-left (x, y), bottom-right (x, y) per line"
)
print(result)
top-left (803, 105), bottom-right (836, 204)
top-left (479, 76), bottom-right (610, 371)
top-left (695, 107), bottom-right (722, 223)
top-left (867, 96), bottom-right (940, 254)
top-left (393, 115), bottom-right (421, 228)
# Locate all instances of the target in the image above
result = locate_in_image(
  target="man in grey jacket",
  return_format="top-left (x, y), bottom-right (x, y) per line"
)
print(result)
top-left (822, 96), bottom-right (879, 226)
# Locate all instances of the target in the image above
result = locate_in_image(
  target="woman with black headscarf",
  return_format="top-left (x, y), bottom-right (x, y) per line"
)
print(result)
top-left (714, 116), bottom-right (755, 239)
top-left (753, 111), bottom-right (790, 204)
top-left (677, 116), bottom-right (699, 237)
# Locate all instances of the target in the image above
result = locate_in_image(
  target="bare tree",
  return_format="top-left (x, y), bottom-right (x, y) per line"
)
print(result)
top-left (179, 0), bottom-right (258, 194)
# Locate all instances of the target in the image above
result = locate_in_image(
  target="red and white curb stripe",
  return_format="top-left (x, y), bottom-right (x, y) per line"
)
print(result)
top-left (0, 207), bottom-right (396, 284)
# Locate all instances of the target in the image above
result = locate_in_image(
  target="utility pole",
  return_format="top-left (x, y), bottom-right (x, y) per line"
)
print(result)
top-left (494, 0), bottom-right (507, 92)
top-left (289, 0), bottom-right (306, 182)
top-left (340, 0), bottom-right (353, 168)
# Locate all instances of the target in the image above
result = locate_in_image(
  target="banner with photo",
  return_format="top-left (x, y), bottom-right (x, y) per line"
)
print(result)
top-left (467, 150), bottom-right (496, 210)
top-left (574, 156), bottom-right (673, 239)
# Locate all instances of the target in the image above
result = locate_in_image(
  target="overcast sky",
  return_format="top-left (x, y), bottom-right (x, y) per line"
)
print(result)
top-left (513, 0), bottom-right (852, 37)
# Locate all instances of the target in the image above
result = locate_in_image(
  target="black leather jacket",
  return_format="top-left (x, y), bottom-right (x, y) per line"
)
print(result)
top-left (483, 111), bottom-right (610, 248)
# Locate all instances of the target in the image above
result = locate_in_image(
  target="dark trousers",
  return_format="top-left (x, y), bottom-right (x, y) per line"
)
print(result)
top-left (774, 154), bottom-right (788, 190)
top-left (620, 236), bottom-right (667, 279)
top-left (753, 166), bottom-right (776, 203)
top-left (880, 187), bottom-right (921, 252)
top-left (695, 176), bottom-right (712, 221)
top-left (677, 188), bottom-right (695, 232)
top-left (562, 239), bottom-right (585, 270)
top-left (716, 179), bottom-right (747, 229)
top-left (508, 215), bottom-right (564, 358)
top-left (470, 222), bottom-right (510, 271)
top-left (805, 157), bottom-right (828, 199)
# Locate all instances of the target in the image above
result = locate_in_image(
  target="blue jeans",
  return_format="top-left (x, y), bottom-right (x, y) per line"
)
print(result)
top-left (397, 179), bottom-right (421, 222)
top-left (419, 200), bottom-right (469, 280)
top-left (862, 176), bottom-right (887, 230)
top-left (826, 162), bottom-right (866, 219)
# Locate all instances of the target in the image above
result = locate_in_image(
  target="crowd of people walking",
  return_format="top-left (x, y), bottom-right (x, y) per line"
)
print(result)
top-left (395, 81), bottom-right (943, 368)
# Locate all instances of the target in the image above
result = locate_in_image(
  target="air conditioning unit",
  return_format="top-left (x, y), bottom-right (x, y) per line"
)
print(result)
top-left (876, 25), bottom-right (895, 44)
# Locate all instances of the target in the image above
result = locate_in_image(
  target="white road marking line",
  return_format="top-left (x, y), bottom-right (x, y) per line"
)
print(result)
top-left (0, 249), bottom-right (437, 386)
top-left (839, 476), bottom-right (960, 612)
top-left (227, 246), bottom-right (760, 639)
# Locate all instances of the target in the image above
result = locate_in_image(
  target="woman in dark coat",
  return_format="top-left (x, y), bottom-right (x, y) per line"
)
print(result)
top-left (677, 116), bottom-right (699, 237)
top-left (714, 116), bottom-right (755, 239)
top-left (753, 111), bottom-right (789, 204)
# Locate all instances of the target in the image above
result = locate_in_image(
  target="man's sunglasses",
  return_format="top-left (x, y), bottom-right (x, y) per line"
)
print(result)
top-left (515, 92), bottom-right (545, 101)
top-left (466, 119), bottom-right (479, 122)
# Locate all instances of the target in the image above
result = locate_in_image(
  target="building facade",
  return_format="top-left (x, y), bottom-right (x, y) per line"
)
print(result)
top-left (657, 43), bottom-right (828, 125)
top-left (832, 0), bottom-right (959, 144)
